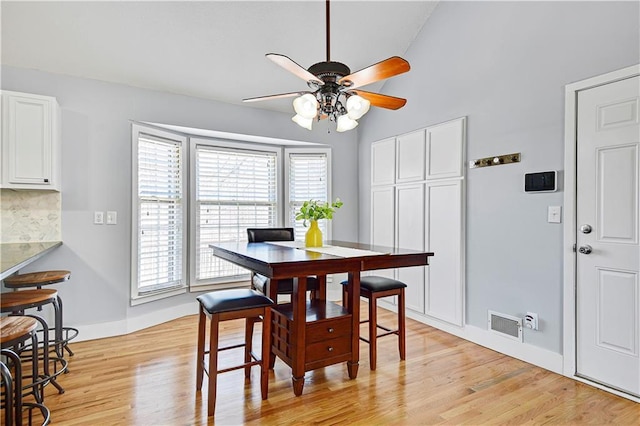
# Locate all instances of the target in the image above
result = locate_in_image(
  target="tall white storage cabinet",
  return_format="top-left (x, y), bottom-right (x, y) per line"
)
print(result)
top-left (370, 117), bottom-right (466, 327)
top-left (1, 91), bottom-right (61, 191)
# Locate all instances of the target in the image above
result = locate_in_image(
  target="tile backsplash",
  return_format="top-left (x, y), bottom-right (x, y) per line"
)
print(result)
top-left (0, 189), bottom-right (61, 243)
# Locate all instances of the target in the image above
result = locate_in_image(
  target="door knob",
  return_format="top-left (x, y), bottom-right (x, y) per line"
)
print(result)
top-left (580, 224), bottom-right (592, 234)
top-left (578, 245), bottom-right (592, 254)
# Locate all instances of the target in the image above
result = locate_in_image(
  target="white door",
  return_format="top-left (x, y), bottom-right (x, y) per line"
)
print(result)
top-left (576, 75), bottom-right (639, 397)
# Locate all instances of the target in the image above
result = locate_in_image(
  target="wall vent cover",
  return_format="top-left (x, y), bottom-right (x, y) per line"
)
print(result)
top-left (488, 310), bottom-right (523, 342)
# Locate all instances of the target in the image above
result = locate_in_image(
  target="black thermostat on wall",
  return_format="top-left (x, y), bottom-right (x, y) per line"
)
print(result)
top-left (524, 171), bottom-right (557, 192)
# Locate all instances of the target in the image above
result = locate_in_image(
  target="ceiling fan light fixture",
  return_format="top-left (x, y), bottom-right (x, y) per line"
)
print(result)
top-left (292, 114), bottom-right (314, 130)
top-left (293, 94), bottom-right (319, 119)
top-left (336, 114), bottom-right (358, 132)
top-left (346, 95), bottom-right (371, 120)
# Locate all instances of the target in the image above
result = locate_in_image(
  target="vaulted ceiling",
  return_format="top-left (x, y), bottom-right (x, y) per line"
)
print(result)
top-left (1, 1), bottom-right (438, 113)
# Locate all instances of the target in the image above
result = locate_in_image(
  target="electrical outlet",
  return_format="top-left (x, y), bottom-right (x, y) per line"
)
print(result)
top-left (94, 211), bottom-right (104, 225)
top-left (106, 211), bottom-right (117, 225)
top-left (524, 312), bottom-right (539, 330)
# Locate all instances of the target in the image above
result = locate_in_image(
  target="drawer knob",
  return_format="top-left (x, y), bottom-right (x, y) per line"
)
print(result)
top-left (328, 328), bottom-right (334, 333)
top-left (327, 346), bottom-right (333, 352)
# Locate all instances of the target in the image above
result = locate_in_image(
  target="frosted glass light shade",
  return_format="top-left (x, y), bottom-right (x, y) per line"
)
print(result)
top-left (293, 94), bottom-right (319, 119)
top-left (292, 114), bottom-right (313, 130)
top-left (336, 114), bottom-right (358, 132)
top-left (346, 95), bottom-right (370, 120)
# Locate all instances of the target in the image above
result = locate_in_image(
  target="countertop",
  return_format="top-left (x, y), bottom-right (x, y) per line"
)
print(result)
top-left (0, 241), bottom-right (62, 280)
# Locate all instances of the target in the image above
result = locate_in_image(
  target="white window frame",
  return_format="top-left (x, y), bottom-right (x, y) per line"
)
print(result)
top-left (131, 123), bottom-right (188, 305)
top-left (189, 137), bottom-right (283, 290)
top-left (131, 125), bottom-right (331, 301)
top-left (284, 147), bottom-right (333, 241)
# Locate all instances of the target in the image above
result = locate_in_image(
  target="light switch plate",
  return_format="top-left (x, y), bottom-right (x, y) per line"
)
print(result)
top-left (106, 211), bottom-right (117, 225)
top-left (547, 206), bottom-right (562, 223)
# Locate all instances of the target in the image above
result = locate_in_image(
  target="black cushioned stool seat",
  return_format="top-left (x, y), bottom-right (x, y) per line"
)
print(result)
top-left (195, 289), bottom-right (274, 417)
top-left (341, 276), bottom-right (407, 370)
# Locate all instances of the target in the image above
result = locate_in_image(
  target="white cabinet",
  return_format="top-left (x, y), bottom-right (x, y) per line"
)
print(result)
top-left (371, 138), bottom-right (395, 186)
top-left (1, 91), bottom-right (61, 191)
top-left (396, 184), bottom-right (425, 313)
top-left (370, 117), bottom-right (466, 327)
top-left (396, 130), bottom-right (425, 183)
top-left (370, 186), bottom-right (395, 280)
top-left (425, 180), bottom-right (464, 326)
top-left (426, 118), bottom-right (465, 180)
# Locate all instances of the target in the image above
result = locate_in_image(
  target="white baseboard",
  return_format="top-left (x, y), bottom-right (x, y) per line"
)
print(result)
top-left (379, 299), bottom-right (563, 375)
top-left (73, 301), bottom-right (199, 342)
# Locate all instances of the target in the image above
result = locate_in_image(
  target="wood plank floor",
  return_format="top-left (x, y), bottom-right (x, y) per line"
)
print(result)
top-left (16, 305), bottom-right (640, 425)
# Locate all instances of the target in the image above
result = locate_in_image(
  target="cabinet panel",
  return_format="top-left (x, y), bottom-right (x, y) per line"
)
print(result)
top-left (396, 130), bottom-right (425, 183)
top-left (371, 138), bottom-right (395, 186)
top-left (371, 187), bottom-right (395, 279)
top-left (426, 117), bottom-right (465, 180)
top-left (1, 91), bottom-right (60, 190)
top-left (425, 180), bottom-right (463, 326)
top-left (396, 184), bottom-right (425, 313)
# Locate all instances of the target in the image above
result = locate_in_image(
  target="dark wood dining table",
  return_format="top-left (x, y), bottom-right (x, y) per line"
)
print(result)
top-left (209, 240), bottom-right (434, 396)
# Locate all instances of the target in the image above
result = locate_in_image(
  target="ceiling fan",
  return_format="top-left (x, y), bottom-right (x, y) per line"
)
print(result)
top-left (242, 0), bottom-right (410, 132)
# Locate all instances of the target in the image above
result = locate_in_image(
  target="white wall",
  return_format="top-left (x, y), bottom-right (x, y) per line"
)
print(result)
top-left (1, 66), bottom-right (359, 332)
top-left (358, 1), bottom-right (639, 354)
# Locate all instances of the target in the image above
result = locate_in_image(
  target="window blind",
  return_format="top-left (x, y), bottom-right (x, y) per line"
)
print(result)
top-left (136, 135), bottom-right (184, 293)
top-left (288, 152), bottom-right (329, 241)
top-left (195, 145), bottom-right (278, 283)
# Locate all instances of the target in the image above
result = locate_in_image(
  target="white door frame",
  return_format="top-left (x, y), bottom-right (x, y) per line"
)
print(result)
top-left (562, 63), bottom-right (640, 401)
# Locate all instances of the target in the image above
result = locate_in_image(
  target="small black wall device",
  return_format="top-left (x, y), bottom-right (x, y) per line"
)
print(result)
top-left (524, 171), bottom-right (556, 192)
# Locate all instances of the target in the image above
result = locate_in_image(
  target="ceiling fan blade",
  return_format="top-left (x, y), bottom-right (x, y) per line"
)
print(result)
top-left (242, 91), bottom-right (309, 103)
top-left (351, 90), bottom-right (407, 110)
top-left (266, 53), bottom-right (324, 86)
top-left (338, 56), bottom-right (410, 89)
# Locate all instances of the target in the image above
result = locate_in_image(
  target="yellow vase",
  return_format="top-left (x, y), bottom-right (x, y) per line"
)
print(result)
top-left (305, 220), bottom-right (323, 247)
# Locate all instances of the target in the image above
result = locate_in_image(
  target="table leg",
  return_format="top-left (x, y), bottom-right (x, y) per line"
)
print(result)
top-left (291, 275), bottom-right (307, 396)
top-left (268, 279), bottom-right (279, 369)
top-left (347, 270), bottom-right (360, 379)
top-left (318, 274), bottom-right (327, 301)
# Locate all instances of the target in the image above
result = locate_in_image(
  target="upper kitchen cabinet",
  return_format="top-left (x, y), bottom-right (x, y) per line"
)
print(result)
top-left (1, 91), bottom-right (61, 191)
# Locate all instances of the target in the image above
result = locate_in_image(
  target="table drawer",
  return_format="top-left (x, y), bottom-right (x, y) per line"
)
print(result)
top-left (306, 316), bottom-right (352, 344)
top-left (305, 335), bottom-right (351, 364)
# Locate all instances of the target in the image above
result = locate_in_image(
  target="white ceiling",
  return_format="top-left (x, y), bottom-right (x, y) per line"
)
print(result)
top-left (1, 1), bottom-right (437, 113)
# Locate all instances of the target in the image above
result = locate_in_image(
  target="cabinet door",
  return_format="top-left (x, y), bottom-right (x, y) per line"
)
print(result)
top-left (371, 138), bottom-right (395, 186)
top-left (396, 184), bottom-right (425, 313)
top-left (425, 179), bottom-right (463, 326)
top-left (2, 92), bottom-right (58, 189)
top-left (426, 117), bottom-right (465, 180)
top-left (396, 130), bottom-right (425, 183)
top-left (371, 187), bottom-right (395, 279)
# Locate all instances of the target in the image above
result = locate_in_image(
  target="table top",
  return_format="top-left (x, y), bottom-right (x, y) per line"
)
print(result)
top-left (0, 241), bottom-right (62, 280)
top-left (209, 240), bottom-right (433, 279)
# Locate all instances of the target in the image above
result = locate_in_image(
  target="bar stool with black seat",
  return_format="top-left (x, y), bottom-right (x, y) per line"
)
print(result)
top-left (246, 228), bottom-right (322, 300)
top-left (1, 290), bottom-right (68, 395)
top-left (1, 316), bottom-right (51, 425)
top-left (341, 275), bottom-right (407, 370)
top-left (3, 270), bottom-right (78, 358)
top-left (196, 288), bottom-right (274, 417)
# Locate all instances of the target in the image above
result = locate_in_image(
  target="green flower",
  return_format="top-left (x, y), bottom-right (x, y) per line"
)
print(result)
top-left (295, 198), bottom-right (343, 227)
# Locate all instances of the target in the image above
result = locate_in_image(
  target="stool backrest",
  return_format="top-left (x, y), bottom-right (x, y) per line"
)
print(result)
top-left (247, 228), bottom-right (295, 243)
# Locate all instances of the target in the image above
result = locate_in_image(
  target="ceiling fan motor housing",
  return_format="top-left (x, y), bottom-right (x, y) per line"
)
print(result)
top-left (308, 61), bottom-right (351, 86)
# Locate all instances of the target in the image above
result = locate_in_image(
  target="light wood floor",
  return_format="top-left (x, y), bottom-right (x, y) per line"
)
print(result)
top-left (14, 305), bottom-right (640, 425)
